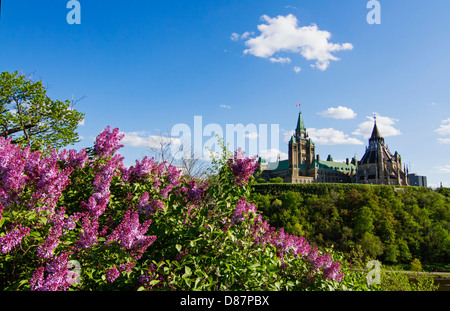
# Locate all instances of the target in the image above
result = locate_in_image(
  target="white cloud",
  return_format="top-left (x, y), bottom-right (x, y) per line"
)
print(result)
top-left (245, 132), bottom-right (259, 139)
top-left (293, 66), bottom-right (302, 73)
top-left (308, 128), bottom-right (364, 145)
top-left (284, 5), bottom-right (299, 10)
top-left (269, 57), bottom-right (292, 63)
top-left (219, 104), bottom-right (231, 109)
top-left (435, 118), bottom-right (450, 136)
top-left (230, 33), bottom-right (240, 41)
top-left (318, 106), bottom-right (357, 119)
top-left (241, 31), bottom-right (254, 40)
top-left (437, 165), bottom-right (450, 173)
top-left (121, 131), bottom-right (182, 148)
top-left (438, 138), bottom-right (450, 145)
top-left (353, 115), bottom-right (402, 138)
top-left (259, 148), bottom-right (288, 162)
top-left (241, 14), bottom-right (353, 71)
top-left (282, 129), bottom-right (295, 143)
top-left (78, 118), bottom-right (85, 126)
top-left (230, 31), bottom-right (254, 41)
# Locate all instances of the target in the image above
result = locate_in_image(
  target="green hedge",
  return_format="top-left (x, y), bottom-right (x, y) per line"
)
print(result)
top-left (251, 182), bottom-right (413, 196)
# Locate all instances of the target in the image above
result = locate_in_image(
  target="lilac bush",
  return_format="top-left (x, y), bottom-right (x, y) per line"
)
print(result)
top-left (0, 125), bottom-right (351, 291)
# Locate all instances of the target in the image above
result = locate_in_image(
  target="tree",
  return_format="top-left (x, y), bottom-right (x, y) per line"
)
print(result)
top-left (147, 129), bottom-right (210, 179)
top-left (269, 177), bottom-right (283, 183)
top-left (353, 206), bottom-right (375, 237)
top-left (0, 71), bottom-right (84, 151)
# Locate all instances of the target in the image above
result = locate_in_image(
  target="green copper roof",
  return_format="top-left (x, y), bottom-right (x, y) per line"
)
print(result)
top-left (296, 112), bottom-right (306, 133)
top-left (266, 160), bottom-right (289, 171)
top-left (318, 160), bottom-right (356, 172)
top-left (262, 159), bottom-right (356, 173)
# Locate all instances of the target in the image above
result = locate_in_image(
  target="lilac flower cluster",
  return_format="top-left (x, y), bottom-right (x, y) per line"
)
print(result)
top-left (227, 148), bottom-right (259, 186)
top-left (137, 192), bottom-right (164, 216)
top-left (229, 195), bottom-right (344, 282)
top-left (76, 214), bottom-right (100, 250)
top-left (180, 180), bottom-right (208, 205)
top-left (0, 138), bottom-right (28, 205)
top-left (37, 207), bottom-right (82, 259)
top-left (106, 209), bottom-right (156, 259)
top-left (30, 253), bottom-right (71, 291)
top-left (0, 137), bottom-right (73, 213)
top-left (105, 266), bottom-right (120, 283)
top-left (122, 156), bottom-right (160, 183)
top-left (93, 126), bottom-right (125, 159)
top-left (105, 262), bottom-right (137, 283)
top-left (82, 154), bottom-right (123, 218)
top-left (231, 198), bottom-right (257, 224)
top-left (0, 224), bottom-right (31, 254)
top-left (51, 148), bottom-right (89, 169)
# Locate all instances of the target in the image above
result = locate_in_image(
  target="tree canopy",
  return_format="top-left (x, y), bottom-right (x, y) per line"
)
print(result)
top-left (0, 71), bottom-right (84, 151)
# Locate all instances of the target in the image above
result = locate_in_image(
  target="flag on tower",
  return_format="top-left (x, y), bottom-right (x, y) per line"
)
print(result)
top-left (296, 104), bottom-right (301, 107)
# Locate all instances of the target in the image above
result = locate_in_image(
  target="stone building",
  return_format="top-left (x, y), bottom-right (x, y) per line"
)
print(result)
top-left (258, 112), bottom-right (357, 183)
top-left (356, 119), bottom-right (409, 185)
top-left (258, 111), bottom-right (418, 186)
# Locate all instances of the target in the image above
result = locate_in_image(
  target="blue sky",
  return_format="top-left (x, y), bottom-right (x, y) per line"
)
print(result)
top-left (1, 0), bottom-right (449, 187)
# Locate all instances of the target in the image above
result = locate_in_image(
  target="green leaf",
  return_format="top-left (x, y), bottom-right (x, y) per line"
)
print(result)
top-left (38, 216), bottom-right (47, 226)
top-left (149, 280), bottom-right (160, 286)
top-left (184, 266), bottom-right (192, 277)
top-left (175, 244), bottom-right (182, 252)
top-left (194, 277), bottom-right (202, 290)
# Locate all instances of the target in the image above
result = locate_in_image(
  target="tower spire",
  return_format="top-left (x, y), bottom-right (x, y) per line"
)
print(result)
top-left (369, 115), bottom-right (384, 145)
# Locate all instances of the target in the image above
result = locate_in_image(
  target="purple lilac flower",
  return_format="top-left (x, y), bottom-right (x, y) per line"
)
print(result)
top-left (227, 148), bottom-right (259, 186)
top-left (94, 126), bottom-right (124, 159)
top-left (160, 184), bottom-right (173, 199)
top-left (53, 148), bottom-right (89, 169)
top-left (0, 138), bottom-right (29, 207)
top-left (68, 149), bottom-right (89, 168)
top-left (323, 261), bottom-right (344, 281)
top-left (30, 253), bottom-right (71, 291)
top-left (137, 192), bottom-right (164, 216)
top-left (180, 180), bottom-right (208, 205)
top-left (81, 154), bottom-right (122, 217)
top-left (106, 210), bottom-right (156, 259)
top-left (106, 266), bottom-right (120, 283)
top-left (127, 156), bottom-right (155, 182)
top-left (76, 214), bottom-right (99, 250)
top-left (312, 253), bottom-right (333, 270)
top-left (0, 224), bottom-right (31, 254)
top-left (232, 198), bottom-right (257, 224)
top-left (119, 262), bottom-right (136, 273)
top-left (164, 164), bottom-right (182, 188)
top-left (36, 207), bottom-right (82, 259)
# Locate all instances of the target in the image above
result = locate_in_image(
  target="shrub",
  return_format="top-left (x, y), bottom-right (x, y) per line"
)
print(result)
top-left (0, 127), bottom-right (351, 291)
top-left (269, 177), bottom-right (283, 184)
